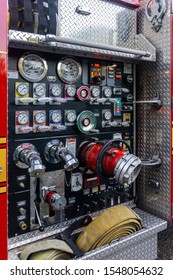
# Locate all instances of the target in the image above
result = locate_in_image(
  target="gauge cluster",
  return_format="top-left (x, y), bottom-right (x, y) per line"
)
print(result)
top-left (8, 49), bottom-right (134, 138)
top-left (8, 48), bottom-right (134, 237)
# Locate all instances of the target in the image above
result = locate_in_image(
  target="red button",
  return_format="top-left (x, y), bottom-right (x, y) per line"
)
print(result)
top-left (115, 74), bottom-right (122, 79)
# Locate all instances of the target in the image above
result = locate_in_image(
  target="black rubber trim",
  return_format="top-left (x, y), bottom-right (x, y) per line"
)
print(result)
top-left (23, 0), bottom-right (33, 32)
top-left (9, 0), bottom-right (18, 30)
top-left (55, 215), bottom-right (92, 257)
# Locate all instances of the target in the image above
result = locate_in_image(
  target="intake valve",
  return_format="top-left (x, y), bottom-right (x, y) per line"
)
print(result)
top-left (42, 186), bottom-right (67, 211)
top-left (44, 139), bottom-right (79, 171)
top-left (13, 143), bottom-right (45, 177)
top-left (78, 139), bottom-right (142, 186)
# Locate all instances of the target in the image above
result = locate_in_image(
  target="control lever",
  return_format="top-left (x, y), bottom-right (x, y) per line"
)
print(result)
top-left (18, 126), bottom-right (34, 134)
top-left (90, 98), bottom-right (109, 104)
top-left (132, 94), bottom-right (162, 109)
top-left (37, 125), bottom-right (52, 132)
top-left (52, 97), bottom-right (67, 104)
top-left (18, 97), bottom-right (34, 103)
top-left (13, 143), bottom-right (45, 177)
top-left (51, 124), bottom-right (66, 131)
top-left (141, 150), bottom-right (161, 166)
top-left (44, 140), bottom-right (79, 171)
top-left (34, 203), bottom-right (44, 232)
top-left (89, 129), bottom-right (100, 133)
top-left (147, 179), bottom-right (160, 188)
top-left (36, 97), bottom-right (52, 103)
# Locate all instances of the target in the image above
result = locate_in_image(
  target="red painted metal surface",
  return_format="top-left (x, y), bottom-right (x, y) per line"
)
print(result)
top-left (85, 143), bottom-right (103, 172)
top-left (0, 54), bottom-right (7, 137)
top-left (0, 0), bottom-right (8, 260)
top-left (0, 193), bottom-right (8, 260)
top-left (118, 0), bottom-right (141, 7)
top-left (103, 148), bottom-right (125, 176)
top-left (79, 142), bottom-right (125, 177)
top-left (0, 0), bottom-right (8, 52)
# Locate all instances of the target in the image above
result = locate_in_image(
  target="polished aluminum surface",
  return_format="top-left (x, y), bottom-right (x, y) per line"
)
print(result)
top-left (136, 0), bottom-right (171, 222)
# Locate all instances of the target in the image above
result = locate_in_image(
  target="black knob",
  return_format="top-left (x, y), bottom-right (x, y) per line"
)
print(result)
top-left (99, 198), bottom-right (106, 208)
top-left (107, 196), bottom-right (114, 207)
top-left (91, 200), bottom-right (98, 212)
top-left (83, 203), bottom-right (90, 213)
top-left (39, 225), bottom-right (45, 232)
top-left (126, 94), bottom-right (133, 102)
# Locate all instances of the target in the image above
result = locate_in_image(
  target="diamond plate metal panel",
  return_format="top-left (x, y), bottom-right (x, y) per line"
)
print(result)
top-left (136, 0), bottom-right (171, 221)
top-left (59, 0), bottom-right (136, 48)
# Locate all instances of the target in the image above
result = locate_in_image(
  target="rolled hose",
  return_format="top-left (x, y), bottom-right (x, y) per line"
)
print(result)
top-left (76, 205), bottom-right (142, 253)
top-left (20, 240), bottom-right (74, 260)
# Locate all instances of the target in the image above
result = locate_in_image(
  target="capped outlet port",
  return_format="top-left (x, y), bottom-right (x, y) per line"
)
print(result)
top-left (19, 221), bottom-right (27, 231)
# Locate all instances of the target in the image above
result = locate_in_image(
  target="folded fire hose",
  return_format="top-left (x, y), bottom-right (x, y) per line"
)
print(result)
top-left (20, 206), bottom-right (142, 260)
top-left (76, 206), bottom-right (142, 253)
top-left (20, 239), bottom-right (74, 260)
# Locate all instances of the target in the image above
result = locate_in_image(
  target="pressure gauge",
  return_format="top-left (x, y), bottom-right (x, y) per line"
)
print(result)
top-left (51, 84), bottom-right (61, 97)
top-left (103, 87), bottom-right (112, 98)
top-left (66, 111), bottom-right (77, 123)
top-left (17, 83), bottom-right (29, 96)
top-left (103, 111), bottom-right (112, 120)
top-left (91, 87), bottom-right (100, 98)
top-left (57, 57), bottom-right (82, 84)
top-left (34, 111), bottom-right (46, 124)
top-left (18, 53), bottom-right (48, 82)
top-left (17, 112), bottom-right (29, 125)
top-left (51, 111), bottom-right (62, 123)
top-left (67, 86), bottom-right (76, 97)
top-left (34, 83), bottom-right (46, 97)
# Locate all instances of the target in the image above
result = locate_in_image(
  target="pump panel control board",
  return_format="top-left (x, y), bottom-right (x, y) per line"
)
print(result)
top-left (8, 49), bottom-right (134, 237)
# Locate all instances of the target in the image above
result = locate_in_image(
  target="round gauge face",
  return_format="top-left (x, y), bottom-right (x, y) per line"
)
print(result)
top-left (104, 111), bottom-right (112, 120)
top-left (34, 84), bottom-right (46, 97)
top-left (35, 112), bottom-right (46, 124)
top-left (91, 87), bottom-right (100, 98)
top-left (51, 85), bottom-right (61, 97)
top-left (103, 87), bottom-right (112, 98)
top-left (18, 53), bottom-right (48, 82)
top-left (67, 86), bottom-right (76, 97)
top-left (66, 111), bottom-right (77, 122)
top-left (17, 83), bottom-right (29, 96)
top-left (17, 112), bottom-right (29, 125)
top-left (57, 57), bottom-right (82, 84)
top-left (51, 112), bottom-right (62, 123)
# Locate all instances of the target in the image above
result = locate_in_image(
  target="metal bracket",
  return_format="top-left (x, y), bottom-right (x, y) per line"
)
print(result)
top-left (75, 5), bottom-right (91, 15)
top-left (134, 93), bottom-right (162, 110)
top-left (145, 0), bottom-right (167, 32)
top-left (141, 150), bottom-right (161, 167)
top-left (0, 166), bottom-right (2, 173)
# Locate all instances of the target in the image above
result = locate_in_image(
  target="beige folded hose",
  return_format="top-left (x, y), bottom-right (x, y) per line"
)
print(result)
top-left (76, 205), bottom-right (142, 253)
top-left (20, 206), bottom-right (142, 259)
top-left (20, 239), bottom-right (74, 260)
